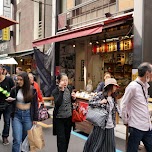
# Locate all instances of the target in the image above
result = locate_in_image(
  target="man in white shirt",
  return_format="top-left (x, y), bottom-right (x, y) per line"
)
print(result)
top-left (121, 62), bottom-right (152, 152)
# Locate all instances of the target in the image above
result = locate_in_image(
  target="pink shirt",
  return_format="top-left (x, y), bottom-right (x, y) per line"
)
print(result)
top-left (121, 77), bottom-right (152, 131)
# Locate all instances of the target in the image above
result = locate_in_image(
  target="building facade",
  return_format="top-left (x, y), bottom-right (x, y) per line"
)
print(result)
top-left (33, 0), bottom-right (134, 97)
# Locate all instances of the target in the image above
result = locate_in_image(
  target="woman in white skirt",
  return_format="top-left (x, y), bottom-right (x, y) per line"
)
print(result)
top-left (83, 78), bottom-right (120, 152)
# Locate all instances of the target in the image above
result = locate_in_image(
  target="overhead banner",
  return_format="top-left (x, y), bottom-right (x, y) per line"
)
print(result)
top-left (34, 48), bottom-right (55, 97)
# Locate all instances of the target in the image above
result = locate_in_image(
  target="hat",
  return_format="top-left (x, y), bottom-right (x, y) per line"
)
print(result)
top-left (104, 78), bottom-right (119, 88)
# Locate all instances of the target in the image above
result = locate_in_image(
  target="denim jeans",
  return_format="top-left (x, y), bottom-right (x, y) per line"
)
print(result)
top-left (12, 109), bottom-right (32, 152)
top-left (0, 104), bottom-right (12, 137)
top-left (127, 127), bottom-right (152, 152)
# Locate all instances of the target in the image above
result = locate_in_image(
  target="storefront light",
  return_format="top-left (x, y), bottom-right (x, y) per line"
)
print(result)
top-left (20, 58), bottom-right (23, 62)
top-left (73, 44), bottom-right (76, 48)
top-left (89, 42), bottom-right (92, 45)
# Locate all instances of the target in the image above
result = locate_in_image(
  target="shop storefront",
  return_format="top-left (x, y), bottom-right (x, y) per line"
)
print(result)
top-left (33, 12), bottom-right (133, 134)
top-left (8, 49), bottom-right (36, 74)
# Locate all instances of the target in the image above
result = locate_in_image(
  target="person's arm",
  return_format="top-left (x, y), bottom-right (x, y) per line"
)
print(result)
top-left (52, 87), bottom-right (64, 107)
top-left (121, 84), bottom-right (135, 124)
top-left (95, 82), bottom-right (104, 93)
top-left (89, 92), bottom-right (105, 107)
top-left (33, 89), bottom-right (38, 122)
top-left (35, 82), bottom-right (43, 103)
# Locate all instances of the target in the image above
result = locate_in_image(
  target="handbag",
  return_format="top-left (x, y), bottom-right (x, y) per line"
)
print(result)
top-left (38, 104), bottom-right (50, 121)
top-left (86, 106), bottom-right (108, 127)
top-left (72, 108), bottom-right (84, 122)
top-left (72, 103), bottom-right (85, 122)
top-left (28, 125), bottom-right (45, 151)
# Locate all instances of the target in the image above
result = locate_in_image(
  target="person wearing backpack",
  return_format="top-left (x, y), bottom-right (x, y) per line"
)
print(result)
top-left (52, 73), bottom-right (76, 152)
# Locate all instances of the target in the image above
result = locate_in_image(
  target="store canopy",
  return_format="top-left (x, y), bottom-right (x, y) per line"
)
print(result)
top-left (8, 49), bottom-right (34, 57)
top-left (0, 57), bottom-right (18, 64)
top-left (33, 25), bottom-right (103, 46)
top-left (0, 16), bottom-right (18, 30)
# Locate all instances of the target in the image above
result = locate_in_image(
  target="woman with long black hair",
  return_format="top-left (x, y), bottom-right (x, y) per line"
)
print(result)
top-left (83, 78), bottom-right (120, 152)
top-left (6, 72), bottom-right (38, 152)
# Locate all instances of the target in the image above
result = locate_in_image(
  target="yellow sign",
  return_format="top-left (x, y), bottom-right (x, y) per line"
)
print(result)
top-left (2, 27), bottom-right (10, 41)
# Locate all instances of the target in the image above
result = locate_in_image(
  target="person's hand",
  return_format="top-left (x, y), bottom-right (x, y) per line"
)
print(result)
top-left (38, 102), bottom-right (44, 108)
top-left (5, 97), bottom-right (16, 102)
top-left (71, 91), bottom-right (76, 100)
top-left (100, 99), bottom-right (107, 104)
top-left (33, 121), bottom-right (37, 125)
top-left (59, 81), bottom-right (65, 91)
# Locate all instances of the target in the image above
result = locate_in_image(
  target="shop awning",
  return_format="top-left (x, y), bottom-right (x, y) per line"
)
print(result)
top-left (8, 49), bottom-right (34, 57)
top-left (0, 57), bottom-right (18, 64)
top-left (0, 16), bottom-right (18, 30)
top-left (33, 25), bottom-right (103, 46)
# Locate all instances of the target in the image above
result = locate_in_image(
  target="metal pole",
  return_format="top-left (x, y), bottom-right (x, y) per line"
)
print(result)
top-left (43, 0), bottom-right (46, 53)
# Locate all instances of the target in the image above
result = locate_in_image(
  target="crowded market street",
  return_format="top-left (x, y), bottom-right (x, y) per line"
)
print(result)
top-left (0, 102), bottom-right (146, 152)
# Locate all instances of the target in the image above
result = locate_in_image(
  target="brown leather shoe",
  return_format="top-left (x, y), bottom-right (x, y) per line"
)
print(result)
top-left (2, 137), bottom-right (9, 145)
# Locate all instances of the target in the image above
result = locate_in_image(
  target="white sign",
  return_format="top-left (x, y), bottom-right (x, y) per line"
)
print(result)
top-left (3, 0), bottom-right (11, 18)
top-left (0, 42), bottom-right (8, 52)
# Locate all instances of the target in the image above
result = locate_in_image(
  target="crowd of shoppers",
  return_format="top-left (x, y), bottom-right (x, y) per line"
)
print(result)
top-left (0, 62), bottom-right (152, 152)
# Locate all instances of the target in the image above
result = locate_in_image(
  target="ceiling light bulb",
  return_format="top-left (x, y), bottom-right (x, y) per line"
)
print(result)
top-left (89, 42), bottom-right (92, 45)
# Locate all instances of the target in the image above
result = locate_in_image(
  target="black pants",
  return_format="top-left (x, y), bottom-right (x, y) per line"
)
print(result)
top-left (0, 105), bottom-right (12, 137)
top-left (127, 127), bottom-right (152, 152)
top-left (56, 117), bottom-right (72, 152)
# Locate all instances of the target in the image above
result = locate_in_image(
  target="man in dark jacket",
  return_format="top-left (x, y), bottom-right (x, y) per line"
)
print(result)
top-left (0, 65), bottom-right (15, 145)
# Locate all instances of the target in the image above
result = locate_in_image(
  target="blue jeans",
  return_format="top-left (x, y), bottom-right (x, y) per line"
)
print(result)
top-left (127, 127), bottom-right (152, 152)
top-left (12, 109), bottom-right (32, 152)
top-left (0, 104), bottom-right (12, 137)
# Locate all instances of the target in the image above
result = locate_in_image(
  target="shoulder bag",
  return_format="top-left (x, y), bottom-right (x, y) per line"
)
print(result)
top-left (86, 106), bottom-right (108, 127)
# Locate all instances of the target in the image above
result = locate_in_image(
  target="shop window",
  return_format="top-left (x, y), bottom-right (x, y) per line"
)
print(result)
top-left (72, 0), bottom-right (82, 17)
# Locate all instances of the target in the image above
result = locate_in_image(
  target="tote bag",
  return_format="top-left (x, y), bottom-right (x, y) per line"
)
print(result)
top-left (86, 106), bottom-right (108, 127)
top-left (28, 125), bottom-right (45, 151)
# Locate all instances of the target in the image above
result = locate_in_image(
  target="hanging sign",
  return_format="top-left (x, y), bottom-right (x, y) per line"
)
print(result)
top-left (2, 27), bottom-right (10, 41)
